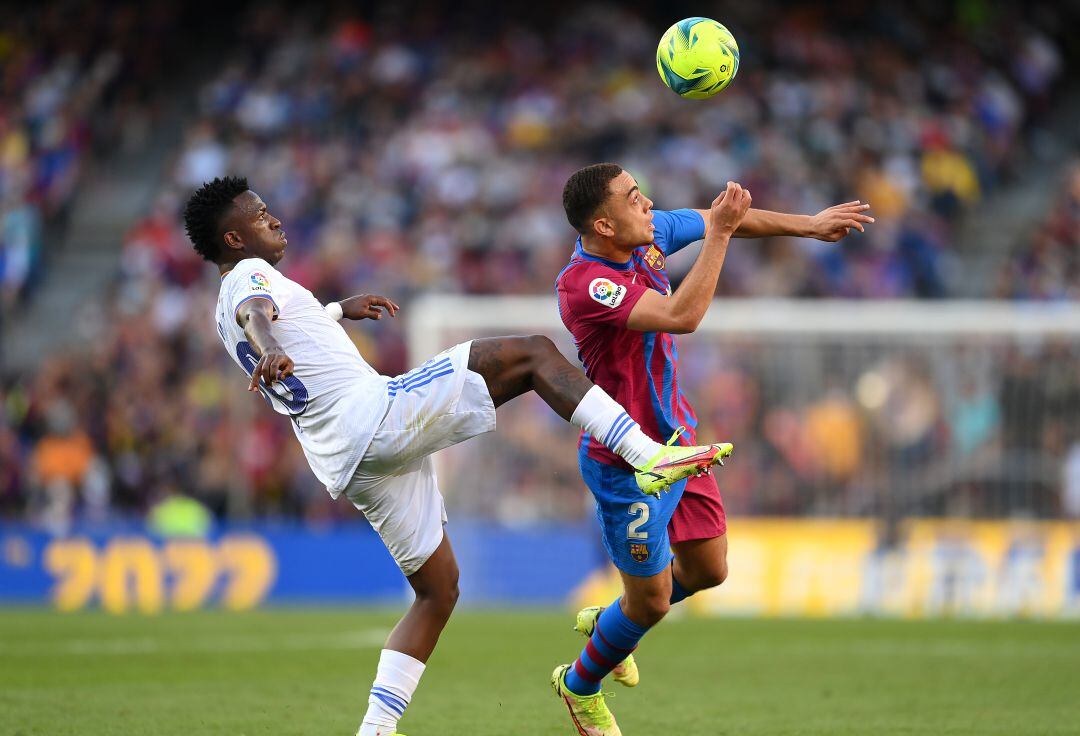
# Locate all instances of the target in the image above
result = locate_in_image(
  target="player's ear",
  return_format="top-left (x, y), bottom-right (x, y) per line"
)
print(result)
top-left (593, 216), bottom-right (615, 238)
top-left (223, 229), bottom-right (243, 251)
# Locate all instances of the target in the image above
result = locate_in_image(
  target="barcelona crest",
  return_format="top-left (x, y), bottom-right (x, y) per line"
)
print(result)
top-left (630, 543), bottom-right (650, 563)
top-left (643, 245), bottom-right (666, 271)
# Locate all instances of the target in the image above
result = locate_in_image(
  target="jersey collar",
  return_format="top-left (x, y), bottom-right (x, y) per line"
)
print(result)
top-left (573, 238), bottom-right (634, 271)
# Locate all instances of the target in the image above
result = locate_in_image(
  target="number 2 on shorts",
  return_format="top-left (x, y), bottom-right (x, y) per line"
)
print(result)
top-left (627, 501), bottom-right (649, 540)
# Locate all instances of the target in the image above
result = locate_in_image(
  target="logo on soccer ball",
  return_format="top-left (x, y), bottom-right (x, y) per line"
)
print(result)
top-left (250, 272), bottom-right (271, 292)
top-left (643, 245), bottom-right (666, 271)
top-left (630, 543), bottom-right (650, 563)
top-left (589, 278), bottom-right (626, 308)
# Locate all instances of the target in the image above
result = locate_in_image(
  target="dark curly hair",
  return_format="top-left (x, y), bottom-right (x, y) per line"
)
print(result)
top-left (183, 176), bottom-right (249, 262)
top-left (562, 163), bottom-right (623, 235)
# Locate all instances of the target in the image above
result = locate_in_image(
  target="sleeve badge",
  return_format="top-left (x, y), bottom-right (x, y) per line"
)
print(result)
top-left (589, 278), bottom-right (626, 308)
top-left (249, 272), bottom-right (271, 292)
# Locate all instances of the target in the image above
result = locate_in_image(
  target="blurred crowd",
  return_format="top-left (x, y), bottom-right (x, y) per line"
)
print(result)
top-left (6, 315), bottom-right (1080, 530)
top-left (2, 1), bottom-right (1078, 529)
top-left (137, 2), bottom-right (1067, 303)
top-left (444, 331), bottom-right (1080, 524)
top-left (0, 285), bottom-right (358, 529)
top-left (0, 3), bottom-right (182, 312)
top-left (997, 162), bottom-right (1080, 300)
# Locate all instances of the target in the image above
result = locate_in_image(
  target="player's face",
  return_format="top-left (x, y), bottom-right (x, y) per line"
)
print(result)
top-left (602, 171), bottom-right (655, 247)
top-left (226, 190), bottom-right (288, 265)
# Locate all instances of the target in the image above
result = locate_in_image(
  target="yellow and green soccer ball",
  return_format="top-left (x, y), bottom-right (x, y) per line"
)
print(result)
top-left (656, 17), bottom-right (739, 99)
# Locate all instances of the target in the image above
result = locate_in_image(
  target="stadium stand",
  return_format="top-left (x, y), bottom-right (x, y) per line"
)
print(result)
top-left (1, 1), bottom-right (1078, 530)
top-left (996, 161), bottom-right (1080, 300)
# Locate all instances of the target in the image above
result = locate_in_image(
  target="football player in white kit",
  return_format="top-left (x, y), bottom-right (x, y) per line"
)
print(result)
top-left (184, 177), bottom-right (734, 736)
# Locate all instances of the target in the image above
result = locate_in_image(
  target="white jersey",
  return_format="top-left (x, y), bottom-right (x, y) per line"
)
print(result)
top-left (215, 258), bottom-right (389, 497)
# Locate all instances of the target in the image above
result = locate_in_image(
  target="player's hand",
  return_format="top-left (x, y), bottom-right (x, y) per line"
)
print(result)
top-left (709, 181), bottom-right (753, 236)
top-left (340, 294), bottom-right (400, 320)
top-left (807, 201), bottom-right (875, 242)
top-left (249, 347), bottom-right (295, 392)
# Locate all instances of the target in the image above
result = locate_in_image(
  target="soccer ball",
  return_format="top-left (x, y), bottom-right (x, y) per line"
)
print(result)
top-left (656, 17), bottom-right (740, 99)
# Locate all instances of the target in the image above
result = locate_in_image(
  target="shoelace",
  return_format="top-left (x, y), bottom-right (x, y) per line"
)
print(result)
top-left (665, 426), bottom-right (687, 446)
top-left (581, 690), bottom-right (616, 720)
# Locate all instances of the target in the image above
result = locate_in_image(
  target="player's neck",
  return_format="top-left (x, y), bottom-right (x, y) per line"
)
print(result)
top-left (580, 237), bottom-right (632, 264)
top-left (218, 257), bottom-right (245, 277)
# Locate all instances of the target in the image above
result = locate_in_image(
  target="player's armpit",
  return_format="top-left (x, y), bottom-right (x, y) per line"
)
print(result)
top-left (626, 290), bottom-right (696, 334)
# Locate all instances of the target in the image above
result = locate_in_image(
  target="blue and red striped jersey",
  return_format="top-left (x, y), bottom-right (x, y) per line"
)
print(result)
top-left (556, 208), bottom-right (706, 469)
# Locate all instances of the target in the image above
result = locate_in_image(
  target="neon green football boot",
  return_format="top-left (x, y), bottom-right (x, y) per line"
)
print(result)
top-left (574, 606), bottom-right (639, 687)
top-left (551, 664), bottom-right (622, 736)
top-left (634, 427), bottom-right (733, 498)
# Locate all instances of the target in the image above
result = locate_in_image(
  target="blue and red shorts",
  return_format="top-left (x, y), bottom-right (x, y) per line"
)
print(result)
top-left (579, 451), bottom-right (726, 577)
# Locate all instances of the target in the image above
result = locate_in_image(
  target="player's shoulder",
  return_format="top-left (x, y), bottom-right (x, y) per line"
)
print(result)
top-left (231, 257), bottom-right (278, 277)
top-left (556, 256), bottom-right (625, 290)
top-left (650, 208), bottom-right (705, 254)
top-left (223, 257), bottom-right (276, 281)
top-left (652, 207), bottom-right (701, 221)
top-left (225, 258), bottom-right (279, 290)
top-left (651, 208), bottom-right (703, 233)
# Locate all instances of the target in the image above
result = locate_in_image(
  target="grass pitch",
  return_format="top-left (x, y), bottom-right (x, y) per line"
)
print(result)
top-left (2, 608), bottom-right (1078, 735)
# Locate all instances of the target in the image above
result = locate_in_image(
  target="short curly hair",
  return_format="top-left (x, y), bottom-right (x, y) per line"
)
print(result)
top-left (183, 176), bottom-right (249, 262)
top-left (562, 163), bottom-right (623, 235)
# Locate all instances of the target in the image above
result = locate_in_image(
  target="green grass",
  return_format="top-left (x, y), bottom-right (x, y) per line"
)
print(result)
top-left (1, 609), bottom-right (1078, 735)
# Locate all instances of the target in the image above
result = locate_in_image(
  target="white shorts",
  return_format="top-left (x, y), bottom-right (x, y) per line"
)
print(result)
top-left (344, 341), bottom-right (496, 576)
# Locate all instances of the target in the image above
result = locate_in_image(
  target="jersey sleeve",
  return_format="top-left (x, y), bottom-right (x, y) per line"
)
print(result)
top-left (652, 209), bottom-right (706, 257)
top-left (558, 262), bottom-right (651, 328)
top-left (226, 259), bottom-right (282, 324)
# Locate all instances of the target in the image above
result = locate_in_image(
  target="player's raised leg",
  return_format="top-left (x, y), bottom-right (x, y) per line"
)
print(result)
top-left (670, 535), bottom-right (728, 603)
top-left (667, 472), bottom-right (730, 605)
top-left (357, 533), bottom-right (459, 736)
top-left (466, 335), bottom-right (731, 492)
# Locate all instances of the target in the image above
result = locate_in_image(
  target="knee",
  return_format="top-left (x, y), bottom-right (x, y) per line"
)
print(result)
top-left (641, 596), bottom-right (671, 627)
top-left (446, 580), bottom-right (461, 611)
top-left (706, 560), bottom-right (728, 588)
top-left (681, 558), bottom-right (728, 592)
top-left (522, 334), bottom-right (558, 361)
top-left (424, 582), bottom-right (459, 619)
top-left (697, 559), bottom-right (728, 590)
top-left (415, 571), bottom-right (459, 618)
top-left (626, 593), bottom-right (671, 628)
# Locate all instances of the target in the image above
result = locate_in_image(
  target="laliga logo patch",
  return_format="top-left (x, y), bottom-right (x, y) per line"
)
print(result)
top-left (589, 278), bottom-right (626, 308)
top-left (250, 272), bottom-right (271, 292)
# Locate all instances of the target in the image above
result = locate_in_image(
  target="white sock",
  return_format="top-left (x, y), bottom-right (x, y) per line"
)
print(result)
top-left (570, 386), bottom-right (663, 468)
top-left (357, 649), bottom-right (426, 736)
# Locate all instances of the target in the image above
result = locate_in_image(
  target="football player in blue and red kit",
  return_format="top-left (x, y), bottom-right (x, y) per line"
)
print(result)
top-left (551, 163), bottom-right (873, 734)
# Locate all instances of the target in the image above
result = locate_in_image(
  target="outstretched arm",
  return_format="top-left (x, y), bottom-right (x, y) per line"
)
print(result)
top-left (236, 297), bottom-right (294, 392)
top-left (694, 201), bottom-right (874, 242)
top-left (627, 181), bottom-right (753, 335)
